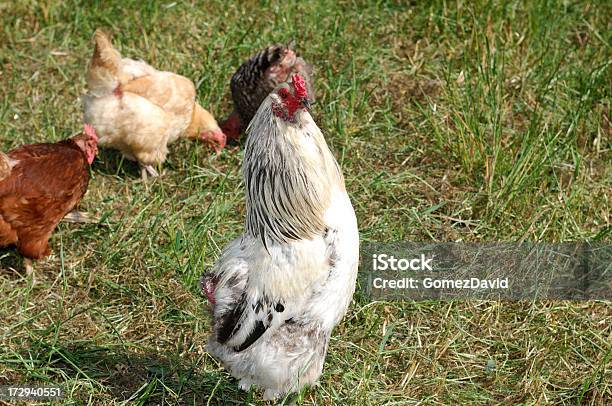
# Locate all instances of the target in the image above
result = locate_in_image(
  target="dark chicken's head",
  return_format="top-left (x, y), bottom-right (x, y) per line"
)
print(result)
top-left (271, 73), bottom-right (310, 123)
top-left (73, 124), bottom-right (99, 165)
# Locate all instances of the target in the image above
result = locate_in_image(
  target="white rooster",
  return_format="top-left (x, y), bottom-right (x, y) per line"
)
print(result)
top-left (201, 74), bottom-right (359, 400)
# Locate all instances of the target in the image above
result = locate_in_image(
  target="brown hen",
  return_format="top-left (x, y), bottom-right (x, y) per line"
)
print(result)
top-left (0, 125), bottom-right (98, 275)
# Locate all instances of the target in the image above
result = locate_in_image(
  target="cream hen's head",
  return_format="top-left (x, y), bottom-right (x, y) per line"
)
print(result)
top-left (72, 124), bottom-right (99, 164)
top-left (200, 127), bottom-right (226, 154)
top-left (187, 104), bottom-right (227, 154)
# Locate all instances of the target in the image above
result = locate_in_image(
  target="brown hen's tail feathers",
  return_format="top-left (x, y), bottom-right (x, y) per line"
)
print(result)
top-left (86, 30), bottom-right (123, 94)
top-left (0, 151), bottom-right (16, 181)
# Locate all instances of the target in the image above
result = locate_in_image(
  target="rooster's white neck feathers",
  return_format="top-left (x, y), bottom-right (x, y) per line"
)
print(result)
top-left (243, 96), bottom-right (344, 247)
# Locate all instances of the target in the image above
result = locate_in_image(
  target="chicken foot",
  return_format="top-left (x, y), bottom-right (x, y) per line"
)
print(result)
top-left (63, 210), bottom-right (98, 224)
top-left (140, 164), bottom-right (159, 181)
top-left (24, 258), bottom-right (34, 276)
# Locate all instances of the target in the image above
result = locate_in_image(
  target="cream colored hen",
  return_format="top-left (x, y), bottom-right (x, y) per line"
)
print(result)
top-left (83, 30), bottom-right (226, 179)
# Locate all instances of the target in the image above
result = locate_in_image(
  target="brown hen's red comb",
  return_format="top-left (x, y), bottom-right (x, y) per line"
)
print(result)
top-left (291, 74), bottom-right (308, 99)
top-left (83, 123), bottom-right (98, 142)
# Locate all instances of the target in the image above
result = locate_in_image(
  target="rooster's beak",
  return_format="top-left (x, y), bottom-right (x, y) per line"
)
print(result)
top-left (301, 99), bottom-right (311, 110)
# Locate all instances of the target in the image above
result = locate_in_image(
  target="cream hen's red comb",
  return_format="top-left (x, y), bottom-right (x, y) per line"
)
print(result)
top-left (83, 123), bottom-right (98, 142)
top-left (291, 73), bottom-right (308, 100)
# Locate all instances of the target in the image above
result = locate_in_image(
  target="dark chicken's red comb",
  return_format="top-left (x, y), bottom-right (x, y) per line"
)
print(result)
top-left (291, 73), bottom-right (308, 100)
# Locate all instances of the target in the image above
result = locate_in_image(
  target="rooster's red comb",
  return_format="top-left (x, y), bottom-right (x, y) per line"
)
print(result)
top-left (83, 123), bottom-right (98, 142)
top-left (291, 74), bottom-right (308, 100)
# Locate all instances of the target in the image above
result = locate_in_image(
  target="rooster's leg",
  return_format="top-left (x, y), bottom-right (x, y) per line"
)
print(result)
top-left (63, 210), bottom-right (98, 223)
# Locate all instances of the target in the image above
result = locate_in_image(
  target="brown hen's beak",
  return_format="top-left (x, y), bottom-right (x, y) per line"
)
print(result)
top-left (301, 98), bottom-right (311, 110)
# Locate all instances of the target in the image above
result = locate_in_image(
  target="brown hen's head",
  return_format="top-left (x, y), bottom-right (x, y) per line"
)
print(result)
top-left (73, 124), bottom-right (99, 164)
top-left (270, 73), bottom-right (310, 123)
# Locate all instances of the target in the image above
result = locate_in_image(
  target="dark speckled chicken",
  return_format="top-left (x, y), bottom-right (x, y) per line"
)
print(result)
top-left (220, 42), bottom-right (315, 141)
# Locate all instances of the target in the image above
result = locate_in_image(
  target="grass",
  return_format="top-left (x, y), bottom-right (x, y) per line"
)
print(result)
top-left (0, 0), bottom-right (610, 404)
